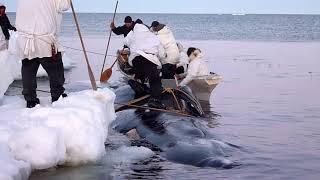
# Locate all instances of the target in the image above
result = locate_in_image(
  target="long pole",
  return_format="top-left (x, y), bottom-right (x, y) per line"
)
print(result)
top-left (70, 0), bottom-right (97, 91)
top-left (114, 102), bottom-right (194, 117)
top-left (100, 1), bottom-right (119, 78)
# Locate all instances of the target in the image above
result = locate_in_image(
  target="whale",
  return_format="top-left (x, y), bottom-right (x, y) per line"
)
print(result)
top-left (112, 84), bottom-right (240, 168)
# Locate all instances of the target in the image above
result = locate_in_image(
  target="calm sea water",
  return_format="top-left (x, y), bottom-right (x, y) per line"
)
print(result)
top-left (5, 13), bottom-right (320, 179)
top-left (7, 13), bottom-right (320, 41)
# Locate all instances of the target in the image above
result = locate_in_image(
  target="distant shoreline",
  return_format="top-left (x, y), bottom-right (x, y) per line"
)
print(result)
top-left (6, 12), bottom-right (320, 16)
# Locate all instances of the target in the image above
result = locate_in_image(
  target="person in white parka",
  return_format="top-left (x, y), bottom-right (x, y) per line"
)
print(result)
top-left (179, 47), bottom-right (209, 87)
top-left (124, 21), bottom-right (166, 108)
top-left (15, 0), bottom-right (70, 108)
top-left (150, 21), bottom-right (180, 79)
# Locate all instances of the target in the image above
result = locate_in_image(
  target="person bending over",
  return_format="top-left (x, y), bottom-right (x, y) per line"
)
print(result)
top-left (150, 21), bottom-right (180, 79)
top-left (124, 20), bottom-right (166, 109)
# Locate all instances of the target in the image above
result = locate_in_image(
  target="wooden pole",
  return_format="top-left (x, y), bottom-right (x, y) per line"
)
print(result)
top-left (70, 0), bottom-right (97, 90)
top-left (114, 102), bottom-right (194, 117)
top-left (100, 1), bottom-right (119, 79)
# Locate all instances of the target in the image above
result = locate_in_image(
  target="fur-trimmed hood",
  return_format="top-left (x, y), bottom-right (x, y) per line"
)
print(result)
top-left (189, 49), bottom-right (203, 62)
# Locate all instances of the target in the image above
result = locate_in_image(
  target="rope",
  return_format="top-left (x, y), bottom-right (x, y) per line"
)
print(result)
top-left (164, 88), bottom-right (182, 112)
top-left (61, 44), bottom-right (117, 57)
top-left (10, 85), bottom-right (51, 94)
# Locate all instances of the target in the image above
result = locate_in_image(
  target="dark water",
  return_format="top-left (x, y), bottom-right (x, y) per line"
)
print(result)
top-left (7, 13), bottom-right (320, 41)
top-left (5, 13), bottom-right (320, 179)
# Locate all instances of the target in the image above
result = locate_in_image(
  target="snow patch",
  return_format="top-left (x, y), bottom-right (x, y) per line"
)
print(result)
top-left (0, 50), bottom-right (19, 101)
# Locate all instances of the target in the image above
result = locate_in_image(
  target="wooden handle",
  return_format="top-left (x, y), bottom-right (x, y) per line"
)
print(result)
top-left (100, 1), bottom-right (119, 77)
top-left (70, 0), bottom-right (97, 90)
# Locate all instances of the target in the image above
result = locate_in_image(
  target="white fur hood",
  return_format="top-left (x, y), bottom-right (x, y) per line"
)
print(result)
top-left (155, 26), bottom-right (180, 65)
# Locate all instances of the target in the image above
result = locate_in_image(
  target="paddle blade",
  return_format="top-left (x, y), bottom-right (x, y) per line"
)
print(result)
top-left (100, 69), bottom-right (112, 83)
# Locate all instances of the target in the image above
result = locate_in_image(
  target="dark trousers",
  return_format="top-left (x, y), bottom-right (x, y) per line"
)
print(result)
top-left (21, 52), bottom-right (65, 101)
top-left (162, 63), bottom-right (177, 79)
top-left (132, 56), bottom-right (162, 100)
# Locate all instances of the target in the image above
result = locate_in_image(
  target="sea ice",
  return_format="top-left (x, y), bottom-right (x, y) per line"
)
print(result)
top-left (0, 88), bottom-right (116, 180)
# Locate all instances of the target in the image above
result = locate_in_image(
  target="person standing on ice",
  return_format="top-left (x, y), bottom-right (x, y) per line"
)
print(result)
top-left (150, 21), bottom-right (181, 79)
top-left (15, 0), bottom-right (70, 108)
top-left (124, 20), bottom-right (166, 109)
top-left (0, 4), bottom-right (16, 46)
top-left (110, 16), bottom-right (134, 37)
top-left (179, 47), bottom-right (209, 87)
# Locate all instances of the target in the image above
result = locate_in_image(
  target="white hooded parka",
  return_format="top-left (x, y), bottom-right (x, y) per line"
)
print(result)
top-left (154, 26), bottom-right (180, 65)
top-left (124, 24), bottom-right (165, 67)
top-left (179, 52), bottom-right (209, 86)
top-left (15, 0), bottom-right (70, 60)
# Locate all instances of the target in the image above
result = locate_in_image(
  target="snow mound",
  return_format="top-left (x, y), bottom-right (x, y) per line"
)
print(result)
top-left (0, 146), bottom-right (30, 180)
top-left (0, 88), bottom-right (116, 179)
top-left (0, 50), bottom-right (19, 101)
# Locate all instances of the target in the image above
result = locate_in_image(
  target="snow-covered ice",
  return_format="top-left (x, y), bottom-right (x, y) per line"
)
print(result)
top-left (0, 88), bottom-right (116, 180)
top-left (0, 50), bottom-right (19, 101)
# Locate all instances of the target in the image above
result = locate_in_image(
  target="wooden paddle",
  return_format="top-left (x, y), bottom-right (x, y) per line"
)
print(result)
top-left (100, 58), bottom-right (118, 82)
top-left (100, 1), bottom-right (119, 83)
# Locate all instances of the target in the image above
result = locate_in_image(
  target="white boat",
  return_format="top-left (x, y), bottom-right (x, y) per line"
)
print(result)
top-left (186, 74), bottom-right (222, 102)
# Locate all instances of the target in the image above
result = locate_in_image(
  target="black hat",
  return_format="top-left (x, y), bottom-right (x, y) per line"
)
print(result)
top-left (135, 19), bottom-right (143, 24)
top-left (124, 16), bottom-right (132, 23)
top-left (151, 21), bottom-right (160, 28)
top-left (187, 47), bottom-right (197, 57)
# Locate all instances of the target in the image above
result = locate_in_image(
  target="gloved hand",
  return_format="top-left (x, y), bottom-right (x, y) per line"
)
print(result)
top-left (110, 22), bottom-right (115, 29)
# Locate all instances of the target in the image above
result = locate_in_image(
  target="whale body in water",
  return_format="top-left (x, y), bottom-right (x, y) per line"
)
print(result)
top-left (112, 85), bottom-right (240, 168)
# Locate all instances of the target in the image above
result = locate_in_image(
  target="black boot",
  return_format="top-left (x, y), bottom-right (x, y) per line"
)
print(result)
top-left (26, 98), bottom-right (40, 108)
top-left (52, 93), bottom-right (68, 103)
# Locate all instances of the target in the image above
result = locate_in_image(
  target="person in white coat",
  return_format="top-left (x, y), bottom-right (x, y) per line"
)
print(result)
top-left (179, 47), bottom-right (209, 87)
top-left (15, 0), bottom-right (70, 108)
top-left (150, 21), bottom-right (180, 79)
top-left (124, 20), bottom-right (166, 108)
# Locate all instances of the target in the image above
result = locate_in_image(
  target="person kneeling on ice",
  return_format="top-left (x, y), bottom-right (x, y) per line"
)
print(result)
top-left (178, 47), bottom-right (209, 87)
top-left (124, 20), bottom-right (166, 109)
top-left (150, 21), bottom-right (180, 79)
top-left (15, 0), bottom-right (70, 108)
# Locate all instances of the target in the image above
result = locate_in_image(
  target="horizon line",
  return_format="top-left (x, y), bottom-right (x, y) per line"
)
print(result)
top-left (6, 12), bottom-right (320, 15)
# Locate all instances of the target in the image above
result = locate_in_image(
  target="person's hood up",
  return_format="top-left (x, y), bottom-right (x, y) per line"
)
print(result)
top-left (189, 49), bottom-right (203, 62)
top-left (156, 26), bottom-right (171, 36)
top-left (133, 23), bottom-right (150, 33)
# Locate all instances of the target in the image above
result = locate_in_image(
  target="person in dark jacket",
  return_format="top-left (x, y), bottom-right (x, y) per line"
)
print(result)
top-left (110, 16), bottom-right (134, 37)
top-left (0, 4), bottom-right (16, 40)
